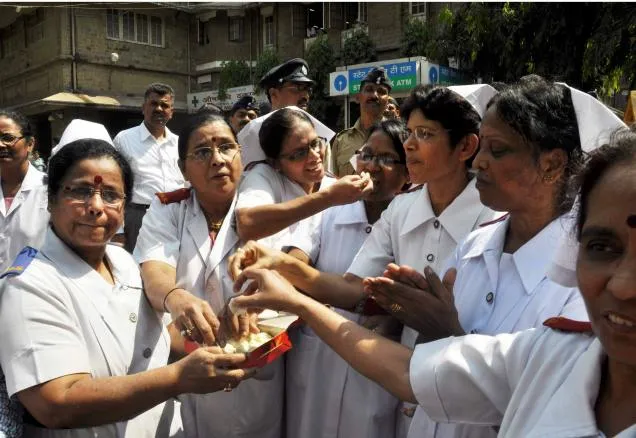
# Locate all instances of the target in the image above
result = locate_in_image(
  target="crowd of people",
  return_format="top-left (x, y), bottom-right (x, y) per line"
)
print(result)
top-left (0, 55), bottom-right (634, 438)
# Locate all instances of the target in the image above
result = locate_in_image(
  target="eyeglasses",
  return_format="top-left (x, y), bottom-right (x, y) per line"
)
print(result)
top-left (355, 148), bottom-right (404, 169)
top-left (361, 84), bottom-right (389, 97)
top-left (279, 84), bottom-right (313, 96)
top-left (0, 133), bottom-right (25, 146)
top-left (407, 127), bottom-right (452, 142)
top-left (279, 137), bottom-right (327, 162)
top-left (63, 186), bottom-right (126, 208)
top-left (186, 143), bottom-right (241, 163)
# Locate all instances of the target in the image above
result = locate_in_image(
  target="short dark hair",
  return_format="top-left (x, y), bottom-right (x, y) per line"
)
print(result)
top-left (259, 108), bottom-right (314, 159)
top-left (177, 113), bottom-right (235, 162)
top-left (487, 76), bottom-right (582, 215)
top-left (48, 139), bottom-right (134, 205)
top-left (367, 118), bottom-right (408, 164)
top-left (144, 83), bottom-right (174, 100)
top-left (401, 85), bottom-right (481, 167)
top-left (0, 110), bottom-right (34, 140)
top-left (575, 127), bottom-right (636, 239)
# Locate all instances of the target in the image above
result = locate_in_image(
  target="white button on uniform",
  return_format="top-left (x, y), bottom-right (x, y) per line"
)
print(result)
top-left (129, 312), bottom-right (137, 323)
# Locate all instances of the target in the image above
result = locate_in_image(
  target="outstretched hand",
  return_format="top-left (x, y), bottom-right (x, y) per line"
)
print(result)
top-left (364, 264), bottom-right (464, 343)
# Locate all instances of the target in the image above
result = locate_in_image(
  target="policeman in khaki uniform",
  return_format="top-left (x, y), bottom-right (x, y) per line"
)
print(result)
top-left (331, 67), bottom-right (392, 177)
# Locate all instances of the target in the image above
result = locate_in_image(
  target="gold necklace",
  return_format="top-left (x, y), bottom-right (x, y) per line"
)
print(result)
top-left (203, 211), bottom-right (224, 233)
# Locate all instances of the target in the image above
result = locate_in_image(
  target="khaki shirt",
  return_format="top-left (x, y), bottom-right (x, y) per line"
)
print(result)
top-left (330, 118), bottom-right (369, 177)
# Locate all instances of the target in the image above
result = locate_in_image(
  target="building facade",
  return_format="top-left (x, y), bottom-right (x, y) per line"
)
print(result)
top-left (0, 2), bottom-right (448, 155)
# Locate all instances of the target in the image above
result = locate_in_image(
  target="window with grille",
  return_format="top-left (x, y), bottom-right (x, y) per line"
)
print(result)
top-left (25, 9), bottom-right (45, 46)
top-left (410, 2), bottom-right (427, 16)
top-left (106, 9), bottom-right (164, 47)
top-left (229, 17), bottom-right (243, 42)
top-left (1, 24), bottom-right (21, 58)
top-left (264, 15), bottom-right (274, 48)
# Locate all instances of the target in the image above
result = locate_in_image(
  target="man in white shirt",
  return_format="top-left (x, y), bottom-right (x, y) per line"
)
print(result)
top-left (113, 83), bottom-right (184, 252)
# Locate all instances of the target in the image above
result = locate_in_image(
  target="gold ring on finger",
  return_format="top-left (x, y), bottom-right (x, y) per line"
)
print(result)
top-left (390, 303), bottom-right (403, 313)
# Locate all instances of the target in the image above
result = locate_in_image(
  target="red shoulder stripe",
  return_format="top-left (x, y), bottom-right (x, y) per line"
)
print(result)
top-left (155, 188), bottom-right (191, 205)
top-left (479, 213), bottom-right (509, 228)
top-left (543, 317), bottom-right (593, 333)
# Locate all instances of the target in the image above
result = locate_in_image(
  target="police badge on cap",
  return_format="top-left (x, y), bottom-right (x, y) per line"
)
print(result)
top-left (230, 95), bottom-right (258, 116)
top-left (259, 58), bottom-right (315, 96)
top-left (361, 67), bottom-right (392, 92)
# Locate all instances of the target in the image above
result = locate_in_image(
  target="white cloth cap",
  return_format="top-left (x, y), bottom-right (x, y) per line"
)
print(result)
top-left (51, 119), bottom-right (114, 156)
top-left (564, 83), bottom-right (626, 152)
top-left (237, 106), bottom-right (335, 168)
top-left (448, 84), bottom-right (498, 118)
top-left (548, 84), bottom-right (628, 287)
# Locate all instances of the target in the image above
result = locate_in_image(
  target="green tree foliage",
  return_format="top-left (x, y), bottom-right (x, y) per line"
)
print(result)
top-left (253, 48), bottom-right (281, 92)
top-left (304, 34), bottom-right (338, 123)
top-left (340, 29), bottom-right (377, 65)
top-left (217, 60), bottom-right (251, 101)
top-left (403, 3), bottom-right (636, 95)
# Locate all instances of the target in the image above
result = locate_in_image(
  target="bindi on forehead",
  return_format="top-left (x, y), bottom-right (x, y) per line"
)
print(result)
top-left (93, 175), bottom-right (103, 185)
top-left (627, 214), bottom-right (636, 228)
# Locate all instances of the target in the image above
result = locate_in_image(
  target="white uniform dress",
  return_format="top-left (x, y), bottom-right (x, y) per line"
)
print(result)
top-left (407, 215), bottom-right (589, 438)
top-left (285, 201), bottom-right (398, 438)
top-left (235, 162), bottom-right (335, 251)
top-left (134, 190), bottom-right (283, 438)
top-left (409, 326), bottom-right (636, 437)
top-left (346, 179), bottom-right (499, 438)
top-left (0, 163), bottom-right (48, 273)
top-left (0, 228), bottom-right (182, 438)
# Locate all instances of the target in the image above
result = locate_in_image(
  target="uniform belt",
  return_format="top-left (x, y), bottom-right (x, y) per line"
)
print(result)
top-left (129, 203), bottom-right (150, 210)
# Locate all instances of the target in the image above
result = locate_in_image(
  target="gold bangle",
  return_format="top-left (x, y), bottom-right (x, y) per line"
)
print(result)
top-left (163, 287), bottom-right (182, 313)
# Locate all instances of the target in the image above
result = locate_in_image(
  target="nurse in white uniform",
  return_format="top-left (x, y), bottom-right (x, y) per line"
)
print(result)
top-left (229, 128), bottom-right (636, 437)
top-left (0, 110), bottom-right (48, 274)
top-left (234, 107), bottom-right (372, 252)
top-left (0, 139), bottom-right (252, 438)
top-left (366, 78), bottom-right (598, 438)
top-left (283, 119), bottom-right (409, 438)
top-left (135, 113), bottom-right (282, 438)
top-left (229, 85), bottom-right (500, 438)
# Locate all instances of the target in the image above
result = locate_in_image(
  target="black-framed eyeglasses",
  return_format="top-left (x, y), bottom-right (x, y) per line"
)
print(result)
top-left (407, 127), bottom-right (452, 142)
top-left (185, 143), bottom-right (241, 163)
top-left (279, 137), bottom-right (327, 162)
top-left (279, 84), bottom-right (313, 96)
top-left (0, 133), bottom-right (25, 146)
top-left (355, 148), bottom-right (405, 169)
top-left (62, 186), bottom-right (126, 208)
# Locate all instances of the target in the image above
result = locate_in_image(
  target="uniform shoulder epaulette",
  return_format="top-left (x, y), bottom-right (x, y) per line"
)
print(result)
top-left (155, 188), bottom-right (191, 205)
top-left (479, 213), bottom-right (510, 228)
top-left (543, 317), bottom-right (593, 333)
top-left (244, 160), bottom-right (268, 172)
top-left (1, 247), bottom-right (38, 279)
top-left (394, 184), bottom-right (423, 197)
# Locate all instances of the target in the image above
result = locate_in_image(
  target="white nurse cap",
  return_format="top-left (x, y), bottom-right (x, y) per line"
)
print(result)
top-left (548, 84), bottom-right (627, 287)
top-left (448, 84), bottom-right (498, 118)
top-left (51, 119), bottom-right (114, 156)
top-left (237, 106), bottom-right (335, 170)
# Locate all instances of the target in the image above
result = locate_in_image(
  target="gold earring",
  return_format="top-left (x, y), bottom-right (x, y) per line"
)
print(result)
top-left (543, 174), bottom-right (554, 183)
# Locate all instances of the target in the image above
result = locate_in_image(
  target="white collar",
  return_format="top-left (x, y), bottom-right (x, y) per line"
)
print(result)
top-left (464, 216), bottom-right (569, 295)
top-left (138, 122), bottom-right (174, 143)
top-left (400, 178), bottom-right (486, 243)
top-left (333, 200), bottom-right (368, 226)
top-left (19, 163), bottom-right (47, 191)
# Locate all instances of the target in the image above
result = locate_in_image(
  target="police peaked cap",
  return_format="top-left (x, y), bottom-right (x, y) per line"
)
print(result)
top-left (230, 95), bottom-right (258, 116)
top-left (259, 58), bottom-right (315, 94)
top-left (361, 67), bottom-right (392, 92)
